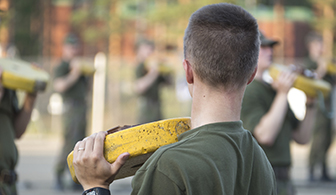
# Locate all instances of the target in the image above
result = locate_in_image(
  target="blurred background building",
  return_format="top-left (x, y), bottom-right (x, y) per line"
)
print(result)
top-left (0, 0), bottom-right (335, 131)
top-left (0, 0), bottom-right (336, 194)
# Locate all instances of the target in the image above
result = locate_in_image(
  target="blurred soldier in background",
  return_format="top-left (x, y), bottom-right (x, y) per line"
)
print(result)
top-left (241, 31), bottom-right (317, 195)
top-left (134, 40), bottom-right (171, 123)
top-left (53, 34), bottom-right (91, 191)
top-left (0, 50), bottom-right (38, 195)
top-left (304, 32), bottom-right (335, 182)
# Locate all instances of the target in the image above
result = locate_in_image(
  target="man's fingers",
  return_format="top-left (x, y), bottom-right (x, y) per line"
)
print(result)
top-left (84, 133), bottom-right (97, 153)
top-left (279, 71), bottom-right (296, 87)
top-left (93, 131), bottom-right (107, 156)
top-left (111, 152), bottom-right (130, 174)
top-left (288, 72), bottom-right (297, 83)
top-left (73, 140), bottom-right (85, 163)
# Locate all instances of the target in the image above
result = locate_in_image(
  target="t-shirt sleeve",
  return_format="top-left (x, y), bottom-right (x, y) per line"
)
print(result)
top-left (131, 166), bottom-right (184, 195)
top-left (135, 63), bottom-right (146, 79)
top-left (53, 62), bottom-right (69, 80)
top-left (241, 89), bottom-right (268, 134)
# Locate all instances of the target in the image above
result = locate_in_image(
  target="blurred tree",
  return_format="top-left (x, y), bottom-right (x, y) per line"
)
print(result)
top-left (310, 0), bottom-right (336, 58)
top-left (126, 0), bottom-right (238, 50)
top-left (70, 0), bottom-right (113, 55)
top-left (251, 0), bottom-right (312, 7)
top-left (1, 0), bottom-right (43, 57)
top-left (8, 0), bottom-right (43, 57)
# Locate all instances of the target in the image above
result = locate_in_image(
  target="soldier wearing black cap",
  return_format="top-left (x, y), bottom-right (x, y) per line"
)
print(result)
top-left (241, 31), bottom-right (317, 195)
top-left (303, 32), bottom-right (335, 182)
top-left (53, 33), bottom-right (91, 191)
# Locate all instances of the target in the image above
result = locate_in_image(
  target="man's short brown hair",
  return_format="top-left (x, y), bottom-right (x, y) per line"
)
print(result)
top-left (183, 3), bottom-right (259, 90)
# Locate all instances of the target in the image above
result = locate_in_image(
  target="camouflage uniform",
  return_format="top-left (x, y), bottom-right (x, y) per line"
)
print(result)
top-left (53, 60), bottom-right (88, 187)
top-left (304, 57), bottom-right (334, 181)
top-left (0, 89), bottom-right (19, 195)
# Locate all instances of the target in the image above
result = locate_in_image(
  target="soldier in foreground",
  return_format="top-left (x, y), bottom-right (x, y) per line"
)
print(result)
top-left (72, 3), bottom-right (276, 195)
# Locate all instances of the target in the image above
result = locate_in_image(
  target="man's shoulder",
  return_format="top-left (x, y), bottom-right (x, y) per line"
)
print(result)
top-left (134, 125), bottom-right (276, 194)
top-left (54, 60), bottom-right (70, 78)
top-left (244, 79), bottom-right (274, 103)
top-left (54, 60), bottom-right (70, 70)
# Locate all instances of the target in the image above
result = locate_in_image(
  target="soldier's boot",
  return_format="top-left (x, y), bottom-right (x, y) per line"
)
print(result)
top-left (309, 165), bottom-right (316, 182)
top-left (321, 163), bottom-right (332, 182)
top-left (54, 174), bottom-right (64, 191)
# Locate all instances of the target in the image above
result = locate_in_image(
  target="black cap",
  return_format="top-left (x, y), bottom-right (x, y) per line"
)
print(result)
top-left (259, 31), bottom-right (279, 47)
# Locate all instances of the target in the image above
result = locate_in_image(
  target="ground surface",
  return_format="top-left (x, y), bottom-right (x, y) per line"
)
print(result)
top-left (15, 134), bottom-right (336, 195)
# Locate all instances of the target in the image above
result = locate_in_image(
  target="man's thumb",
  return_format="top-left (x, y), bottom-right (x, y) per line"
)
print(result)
top-left (112, 152), bottom-right (130, 172)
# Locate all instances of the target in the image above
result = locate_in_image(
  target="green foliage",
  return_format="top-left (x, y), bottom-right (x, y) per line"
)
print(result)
top-left (254, 0), bottom-right (312, 7)
top-left (310, 0), bottom-right (335, 6)
top-left (13, 0), bottom-right (42, 57)
top-left (0, 8), bottom-right (12, 28)
top-left (145, 0), bottom-right (236, 24)
top-left (70, 0), bottom-right (113, 44)
top-left (309, 0), bottom-right (336, 31)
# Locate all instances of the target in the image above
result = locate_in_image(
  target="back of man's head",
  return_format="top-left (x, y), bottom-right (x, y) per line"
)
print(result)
top-left (184, 3), bottom-right (259, 90)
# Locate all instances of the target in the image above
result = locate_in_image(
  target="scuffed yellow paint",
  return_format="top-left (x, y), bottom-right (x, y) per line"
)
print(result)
top-left (67, 117), bottom-right (191, 183)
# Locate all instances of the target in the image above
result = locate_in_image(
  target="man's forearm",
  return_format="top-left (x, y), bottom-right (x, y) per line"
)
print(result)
top-left (14, 93), bottom-right (37, 138)
top-left (254, 92), bottom-right (288, 146)
top-left (134, 70), bottom-right (159, 94)
top-left (54, 71), bottom-right (81, 93)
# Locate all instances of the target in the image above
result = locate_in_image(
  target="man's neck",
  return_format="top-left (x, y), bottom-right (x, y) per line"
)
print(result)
top-left (190, 83), bottom-right (244, 129)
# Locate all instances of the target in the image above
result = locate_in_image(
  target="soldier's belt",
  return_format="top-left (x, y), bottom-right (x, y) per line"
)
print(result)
top-left (0, 58), bottom-right (50, 93)
top-left (268, 64), bottom-right (331, 98)
top-left (67, 117), bottom-right (191, 183)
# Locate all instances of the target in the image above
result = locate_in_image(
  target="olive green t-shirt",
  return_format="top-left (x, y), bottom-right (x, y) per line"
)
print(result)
top-left (0, 89), bottom-right (19, 171)
top-left (53, 60), bottom-right (88, 102)
top-left (131, 121), bottom-right (277, 195)
top-left (241, 80), bottom-right (299, 166)
top-left (303, 57), bottom-right (334, 130)
top-left (303, 57), bottom-right (334, 107)
top-left (303, 57), bottom-right (334, 85)
top-left (135, 62), bottom-right (166, 123)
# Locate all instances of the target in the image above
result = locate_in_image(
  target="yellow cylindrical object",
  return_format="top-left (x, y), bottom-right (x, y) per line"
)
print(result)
top-left (0, 58), bottom-right (50, 93)
top-left (67, 117), bottom-right (191, 183)
top-left (269, 64), bottom-right (331, 98)
top-left (80, 64), bottom-right (96, 76)
top-left (157, 64), bottom-right (174, 75)
top-left (327, 63), bottom-right (336, 75)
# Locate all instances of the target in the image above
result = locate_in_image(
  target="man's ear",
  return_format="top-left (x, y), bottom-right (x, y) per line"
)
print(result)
top-left (183, 59), bottom-right (194, 84)
top-left (247, 66), bottom-right (258, 85)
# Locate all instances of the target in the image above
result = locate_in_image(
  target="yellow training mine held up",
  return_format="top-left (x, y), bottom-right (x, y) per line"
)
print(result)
top-left (0, 58), bottom-right (50, 93)
top-left (268, 64), bottom-right (331, 98)
top-left (67, 117), bottom-right (191, 183)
